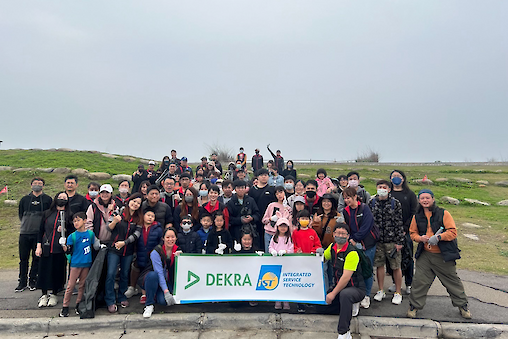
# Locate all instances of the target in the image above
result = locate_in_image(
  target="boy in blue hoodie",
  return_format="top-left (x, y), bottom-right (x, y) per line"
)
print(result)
top-left (197, 213), bottom-right (212, 251)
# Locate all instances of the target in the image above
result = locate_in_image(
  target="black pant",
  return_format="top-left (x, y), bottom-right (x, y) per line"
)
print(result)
top-left (19, 234), bottom-right (39, 285)
top-left (330, 287), bottom-right (365, 335)
top-left (388, 233), bottom-right (414, 286)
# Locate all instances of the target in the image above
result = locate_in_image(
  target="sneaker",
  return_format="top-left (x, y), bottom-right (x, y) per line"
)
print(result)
top-left (72, 287), bottom-right (78, 295)
top-left (121, 300), bottom-right (129, 308)
top-left (392, 293), bottom-right (403, 305)
top-left (388, 284), bottom-right (396, 293)
top-left (337, 331), bottom-right (352, 339)
top-left (297, 305), bottom-right (306, 313)
top-left (29, 281), bottom-right (37, 291)
top-left (352, 302), bottom-right (360, 317)
top-left (459, 304), bottom-right (472, 319)
top-left (249, 302), bottom-right (258, 307)
top-left (407, 304), bottom-right (418, 318)
top-left (283, 302), bottom-right (290, 310)
top-left (360, 296), bottom-right (370, 309)
top-left (75, 302), bottom-right (80, 315)
top-left (274, 302), bottom-right (282, 310)
top-left (405, 286), bottom-right (412, 295)
top-left (108, 304), bottom-right (118, 313)
top-left (373, 290), bottom-right (386, 302)
top-left (125, 286), bottom-right (138, 298)
top-left (47, 294), bottom-right (58, 307)
top-left (140, 295), bottom-right (146, 304)
top-left (15, 282), bottom-right (27, 292)
top-left (143, 305), bottom-right (154, 318)
top-left (38, 294), bottom-right (49, 308)
top-left (59, 307), bottom-right (69, 317)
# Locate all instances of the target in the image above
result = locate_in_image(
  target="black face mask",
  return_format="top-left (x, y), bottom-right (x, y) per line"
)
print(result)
top-left (56, 199), bottom-right (67, 207)
top-left (306, 191), bottom-right (316, 199)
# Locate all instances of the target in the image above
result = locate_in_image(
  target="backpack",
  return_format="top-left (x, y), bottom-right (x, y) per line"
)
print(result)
top-left (354, 246), bottom-right (373, 280)
top-left (369, 196), bottom-right (395, 210)
top-left (65, 230), bottom-right (94, 264)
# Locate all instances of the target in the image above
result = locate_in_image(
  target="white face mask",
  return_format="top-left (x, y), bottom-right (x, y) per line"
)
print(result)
top-left (348, 180), bottom-right (359, 188)
top-left (377, 188), bottom-right (389, 197)
top-left (119, 188), bottom-right (129, 194)
top-left (181, 223), bottom-right (192, 231)
top-left (89, 191), bottom-right (99, 198)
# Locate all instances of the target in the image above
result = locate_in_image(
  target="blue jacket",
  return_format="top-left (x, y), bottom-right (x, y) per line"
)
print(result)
top-left (196, 227), bottom-right (210, 246)
top-left (136, 222), bottom-right (163, 268)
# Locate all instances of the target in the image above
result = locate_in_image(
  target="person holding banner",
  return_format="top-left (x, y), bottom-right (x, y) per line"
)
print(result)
top-left (139, 227), bottom-right (180, 318)
top-left (324, 223), bottom-right (366, 339)
top-left (206, 211), bottom-right (233, 254)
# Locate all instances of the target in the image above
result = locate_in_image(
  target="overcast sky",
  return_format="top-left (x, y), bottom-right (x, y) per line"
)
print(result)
top-left (1, 1), bottom-right (507, 163)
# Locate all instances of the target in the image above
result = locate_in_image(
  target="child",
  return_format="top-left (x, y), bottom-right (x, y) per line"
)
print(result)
top-left (206, 211), bottom-right (233, 254)
top-left (292, 209), bottom-right (322, 313)
top-left (262, 186), bottom-right (291, 252)
top-left (59, 212), bottom-right (101, 317)
top-left (197, 213), bottom-right (213, 251)
top-left (316, 168), bottom-right (335, 197)
top-left (232, 228), bottom-right (262, 307)
top-left (291, 196), bottom-right (306, 233)
top-left (268, 211), bottom-right (294, 310)
top-left (177, 214), bottom-right (203, 253)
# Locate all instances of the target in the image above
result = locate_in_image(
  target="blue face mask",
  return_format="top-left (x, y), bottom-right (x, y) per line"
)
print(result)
top-left (391, 177), bottom-right (403, 186)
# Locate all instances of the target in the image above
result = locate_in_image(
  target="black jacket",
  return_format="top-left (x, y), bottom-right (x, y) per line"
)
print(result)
top-left (248, 184), bottom-right (275, 216)
top-left (142, 201), bottom-right (173, 227)
top-left (19, 193), bottom-right (52, 234)
top-left (227, 194), bottom-right (260, 241)
top-left (108, 220), bottom-right (141, 257)
top-left (206, 229), bottom-right (233, 254)
top-left (177, 231), bottom-right (203, 253)
top-left (68, 193), bottom-right (89, 215)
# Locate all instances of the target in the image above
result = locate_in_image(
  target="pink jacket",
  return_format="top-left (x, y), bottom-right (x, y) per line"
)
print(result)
top-left (268, 235), bottom-right (294, 254)
top-left (262, 202), bottom-right (291, 235)
top-left (316, 177), bottom-right (334, 197)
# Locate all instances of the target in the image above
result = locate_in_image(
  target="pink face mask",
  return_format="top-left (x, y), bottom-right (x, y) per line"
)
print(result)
top-left (348, 180), bottom-right (359, 188)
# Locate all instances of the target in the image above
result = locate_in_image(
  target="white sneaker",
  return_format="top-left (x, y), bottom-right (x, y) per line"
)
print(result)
top-left (388, 284), bottom-right (396, 293)
top-left (360, 296), bottom-right (370, 309)
top-left (392, 293), bottom-right (403, 305)
top-left (337, 331), bottom-right (352, 339)
top-left (38, 294), bottom-right (49, 308)
top-left (143, 305), bottom-right (154, 318)
top-left (125, 286), bottom-right (138, 298)
top-left (352, 302), bottom-right (360, 317)
top-left (373, 290), bottom-right (386, 302)
top-left (405, 286), bottom-right (412, 295)
top-left (47, 294), bottom-right (58, 307)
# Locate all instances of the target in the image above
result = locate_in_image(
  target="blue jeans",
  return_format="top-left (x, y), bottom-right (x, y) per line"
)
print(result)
top-left (264, 232), bottom-right (273, 253)
top-left (105, 252), bottom-right (133, 306)
top-left (142, 271), bottom-right (170, 306)
top-left (364, 245), bottom-right (376, 297)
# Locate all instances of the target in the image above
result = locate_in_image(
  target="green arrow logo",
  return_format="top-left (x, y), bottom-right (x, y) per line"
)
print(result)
top-left (185, 271), bottom-right (200, 289)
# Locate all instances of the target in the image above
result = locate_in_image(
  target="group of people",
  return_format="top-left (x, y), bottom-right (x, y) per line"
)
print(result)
top-left (15, 148), bottom-right (472, 339)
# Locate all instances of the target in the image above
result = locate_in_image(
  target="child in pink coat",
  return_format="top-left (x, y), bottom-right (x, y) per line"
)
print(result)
top-left (316, 168), bottom-right (335, 197)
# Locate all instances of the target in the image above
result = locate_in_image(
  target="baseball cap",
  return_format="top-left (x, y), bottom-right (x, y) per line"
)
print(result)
top-left (293, 196), bottom-right (305, 204)
top-left (100, 184), bottom-right (113, 193)
top-left (148, 160), bottom-right (155, 165)
top-left (201, 156), bottom-right (208, 161)
top-left (181, 157), bottom-right (188, 161)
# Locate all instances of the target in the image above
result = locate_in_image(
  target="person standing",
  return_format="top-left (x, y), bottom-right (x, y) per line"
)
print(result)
top-left (16, 178), bottom-right (52, 292)
top-left (267, 144), bottom-right (284, 174)
top-left (64, 175), bottom-right (89, 215)
top-left (251, 149), bottom-right (264, 173)
top-left (407, 189), bottom-right (471, 319)
top-left (236, 147), bottom-right (247, 169)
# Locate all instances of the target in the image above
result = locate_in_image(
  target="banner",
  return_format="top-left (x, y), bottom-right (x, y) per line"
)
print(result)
top-left (174, 254), bottom-right (326, 305)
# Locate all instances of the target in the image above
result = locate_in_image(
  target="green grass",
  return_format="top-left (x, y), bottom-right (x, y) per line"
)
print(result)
top-left (1, 150), bottom-right (508, 274)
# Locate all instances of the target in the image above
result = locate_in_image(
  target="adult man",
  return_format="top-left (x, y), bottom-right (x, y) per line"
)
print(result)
top-left (16, 178), bottom-right (52, 292)
top-left (407, 189), bottom-right (471, 319)
top-left (304, 180), bottom-right (320, 215)
top-left (85, 182), bottom-right (100, 204)
top-left (268, 167), bottom-right (284, 187)
top-left (227, 180), bottom-right (260, 242)
top-left (65, 175), bottom-right (89, 215)
top-left (114, 180), bottom-right (131, 208)
top-left (179, 157), bottom-right (193, 177)
top-left (338, 171), bottom-right (371, 213)
top-left (170, 150), bottom-right (180, 166)
top-left (160, 177), bottom-right (178, 210)
top-left (147, 161), bottom-right (157, 178)
top-left (267, 144), bottom-right (284, 173)
top-left (324, 223), bottom-right (366, 339)
top-left (142, 185), bottom-right (173, 229)
top-left (218, 180), bottom-right (234, 205)
top-left (248, 169), bottom-right (275, 248)
top-left (132, 164), bottom-right (150, 194)
top-left (370, 180), bottom-right (405, 305)
top-left (196, 157), bottom-right (209, 177)
top-left (236, 147), bottom-right (247, 169)
top-left (283, 175), bottom-right (296, 198)
top-left (251, 148), bottom-right (264, 172)
top-left (236, 169), bottom-right (250, 183)
top-left (210, 153), bottom-right (223, 175)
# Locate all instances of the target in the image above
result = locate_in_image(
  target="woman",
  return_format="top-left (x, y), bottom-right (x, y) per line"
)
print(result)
top-left (287, 179), bottom-right (306, 209)
top-left (138, 180), bottom-right (150, 200)
top-left (155, 156), bottom-right (171, 180)
top-left (198, 181), bottom-right (210, 206)
top-left (35, 191), bottom-right (73, 308)
top-left (139, 227), bottom-right (180, 318)
top-left (342, 187), bottom-right (378, 310)
top-left (200, 185), bottom-right (230, 229)
top-left (173, 187), bottom-right (200, 231)
top-left (337, 175), bottom-right (348, 194)
top-left (105, 194), bottom-right (143, 312)
top-left (282, 160), bottom-right (297, 179)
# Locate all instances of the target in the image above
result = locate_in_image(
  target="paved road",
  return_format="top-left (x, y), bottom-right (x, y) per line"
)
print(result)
top-left (2, 268), bottom-right (507, 324)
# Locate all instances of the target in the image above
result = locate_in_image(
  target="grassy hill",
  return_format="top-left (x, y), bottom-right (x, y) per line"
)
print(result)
top-left (1, 149), bottom-right (508, 274)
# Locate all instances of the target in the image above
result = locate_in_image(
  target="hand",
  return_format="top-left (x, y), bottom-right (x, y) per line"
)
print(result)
top-left (255, 251), bottom-right (264, 256)
top-left (428, 235), bottom-right (440, 246)
top-left (218, 244), bottom-right (227, 250)
top-left (395, 244), bottom-right (403, 251)
top-left (35, 245), bottom-right (42, 257)
top-left (215, 247), bottom-right (224, 255)
top-left (100, 244), bottom-right (108, 249)
top-left (59, 237), bottom-right (66, 247)
top-left (278, 249), bottom-right (286, 256)
top-left (113, 215), bottom-right (122, 224)
top-left (267, 144), bottom-right (270, 149)
top-left (296, 248), bottom-right (302, 254)
top-left (326, 187), bottom-right (332, 193)
top-left (175, 250), bottom-right (183, 256)
top-left (420, 235), bottom-right (430, 243)
top-left (115, 241), bottom-right (125, 250)
top-left (234, 241), bottom-right (241, 252)
top-left (270, 249), bottom-right (278, 257)
top-left (326, 292), bottom-right (336, 305)
top-left (57, 226), bottom-right (62, 233)
top-left (270, 215), bottom-right (278, 222)
top-left (349, 239), bottom-right (357, 246)
top-left (164, 292), bottom-right (175, 306)
top-left (315, 248), bottom-right (324, 256)
top-left (313, 214), bottom-right (323, 223)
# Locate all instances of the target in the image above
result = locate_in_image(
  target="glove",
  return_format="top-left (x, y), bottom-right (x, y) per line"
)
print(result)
top-left (215, 247), bottom-right (224, 255)
top-left (234, 241), bottom-right (241, 252)
top-left (202, 248), bottom-right (206, 254)
top-left (315, 248), bottom-right (324, 256)
top-left (270, 215), bottom-right (278, 222)
top-left (278, 249), bottom-right (286, 256)
top-left (428, 235), bottom-right (440, 246)
top-left (59, 237), bottom-right (66, 247)
top-left (270, 249), bottom-right (278, 256)
top-left (255, 251), bottom-right (264, 256)
top-left (100, 244), bottom-right (108, 249)
top-left (164, 292), bottom-right (175, 306)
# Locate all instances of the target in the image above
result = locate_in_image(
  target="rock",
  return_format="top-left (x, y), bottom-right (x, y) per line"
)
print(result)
top-left (123, 157), bottom-right (136, 162)
top-left (35, 168), bottom-right (54, 173)
top-left (435, 178), bottom-right (448, 182)
top-left (497, 200), bottom-right (508, 206)
top-left (30, 148), bottom-right (43, 151)
top-left (453, 178), bottom-right (472, 183)
top-left (0, 166), bottom-right (13, 171)
top-left (479, 184), bottom-right (486, 188)
top-left (53, 167), bottom-right (71, 174)
top-left (4, 200), bottom-right (18, 206)
top-left (112, 174), bottom-right (131, 182)
top-left (370, 178), bottom-right (383, 183)
top-left (88, 172), bottom-right (111, 180)
top-left (57, 148), bottom-right (75, 152)
top-left (473, 169), bottom-right (485, 172)
top-left (476, 180), bottom-right (489, 185)
top-left (368, 168), bottom-right (380, 172)
top-left (359, 176), bottom-right (367, 182)
top-left (72, 168), bottom-right (89, 176)
top-left (495, 170), bottom-right (503, 173)
top-left (462, 222), bottom-right (482, 229)
top-left (101, 153), bottom-right (117, 159)
top-left (331, 168), bottom-right (343, 171)
top-left (298, 174), bottom-right (310, 179)
top-left (47, 148), bottom-right (57, 152)
top-left (463, 198), bottom-right (490, 206)
top-left (413, 179), bottom-right (434, 185)
top-left (441, 196), bottom-right (460, 205)
top-left (13, 168), bottom-right (32, 172)
top-left (463, 234), bottom-right (479, 241)
top-left (139, 159), bottom-right (150, 165)
top-left (495, 181), bottom-right (508, 187)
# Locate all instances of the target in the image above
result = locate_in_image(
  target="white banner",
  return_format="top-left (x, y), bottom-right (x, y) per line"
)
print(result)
top-left (173, 254), bottom-right (326, 304)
